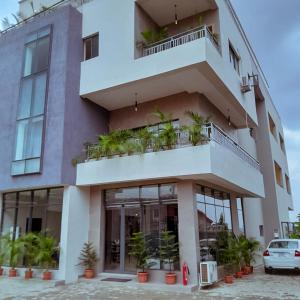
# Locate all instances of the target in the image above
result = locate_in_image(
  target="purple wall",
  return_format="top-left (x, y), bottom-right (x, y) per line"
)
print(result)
top-left (0, 5), bottom-right (108, 192)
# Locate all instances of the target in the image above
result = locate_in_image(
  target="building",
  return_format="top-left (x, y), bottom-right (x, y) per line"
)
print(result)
top-left (0, 0), bottom-right (294, 286)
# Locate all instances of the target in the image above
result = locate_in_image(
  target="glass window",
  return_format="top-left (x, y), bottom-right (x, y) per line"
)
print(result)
top-left (23, 36), bottom-right (50, 77)
top-left (236, 198), bottom-right (245, 234)
top-left (1, 188), bottom-right (63, 246)
top-left (229, 42), bottom-right (240, 74)
top-left (84, 34), bottom-right (99, 60)
top-left (12, 27), bottom-right (51, 175)
top-left (196, 186), bottom-right (233, 241)
top-left (269, 241), bottom-right (298, 249)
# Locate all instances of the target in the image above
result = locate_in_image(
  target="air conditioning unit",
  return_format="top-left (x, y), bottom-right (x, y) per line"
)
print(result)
top-left (241, 76), bottom-right (251, 93)
top-left (199, 261), bottom-right (218, 287)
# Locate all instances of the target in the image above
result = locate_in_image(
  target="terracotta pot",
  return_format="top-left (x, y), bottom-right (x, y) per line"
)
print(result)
top-left (0, 268), bottom-right (3, 276)
top-left (42, 271), bottom-right (52, 280)
top-left (244, 266), bottom-right (252, 275)
top-left (235, 271), bottom-right (243, 278)
top-left (9, 268), bottom-right (17, 277)
top-left (224, 275), bottom-right (234, 284)
top-left (25, 270), bottom-right (33, 279)
top-left (137, 272), bottom-right (149, 283)
top-left (84, 269), bottom-right (95, 279)
top-left (165, 272), bottom-right (177, 285)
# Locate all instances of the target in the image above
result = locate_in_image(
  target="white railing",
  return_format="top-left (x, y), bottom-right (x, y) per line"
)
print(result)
top-left (85, 123), bottom-right (260, 171)
top-left (142, 25), bottom-right (220, 57)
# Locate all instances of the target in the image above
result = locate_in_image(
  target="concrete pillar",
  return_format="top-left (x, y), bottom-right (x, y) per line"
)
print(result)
top-left (177, 181), bottom-right (199, 285)
top-left (0, 193), bottom-right (3, 233)
top-left (58, 186), bottom-right (90, 283)
top-left (230, 196), bottom-right (240, 237)
top-left (89, 186), bottom-right (105, 273)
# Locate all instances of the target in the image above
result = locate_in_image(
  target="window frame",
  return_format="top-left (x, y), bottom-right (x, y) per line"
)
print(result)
top-left (83, 33), bottom-right (99, 61)
top-left (11, 26), bottom-right (52, 176)
top-left (228, 41), bottom-right (240, 74)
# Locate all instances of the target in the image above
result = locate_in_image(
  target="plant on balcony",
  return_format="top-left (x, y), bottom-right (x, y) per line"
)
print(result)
top-left (78, 242), bottom-right (98, 279)
top-left (159, 230), bottom-right (179, 284)
top-left (153, 109), bottom-right (177, 150)
top-left (1, 234), bottom-right (24, 277)
top-left (21, 232), bottom-right (39, 279)
top-left (141, 27), bottom-right (168, 45)
top-left (182, 111), bottom-right (210, 146)
top-left (129, 232), bottom-right (155, 283)
top-left (134, 127), bottom-right (154, 153)
top-left (35, 234), bottom-right (58, 280)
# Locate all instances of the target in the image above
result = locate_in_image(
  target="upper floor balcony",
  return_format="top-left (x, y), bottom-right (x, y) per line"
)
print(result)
top-left (80, 0), bottom-right (258, 128)
top-left (76, 123), bottom-right (264, 198)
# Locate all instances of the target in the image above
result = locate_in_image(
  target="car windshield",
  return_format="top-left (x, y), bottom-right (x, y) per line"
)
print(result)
top-left (269, 241), bottom-right (298, 249)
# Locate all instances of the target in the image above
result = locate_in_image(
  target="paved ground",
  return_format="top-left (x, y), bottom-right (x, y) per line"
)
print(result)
top-left (0, 268), bottom-right (300, 300)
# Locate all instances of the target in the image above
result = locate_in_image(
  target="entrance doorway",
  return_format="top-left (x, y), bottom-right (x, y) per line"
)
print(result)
top-left (105, 206), bottom-right (140, 273)
top-left (104, 184), bottom-right (178, 274)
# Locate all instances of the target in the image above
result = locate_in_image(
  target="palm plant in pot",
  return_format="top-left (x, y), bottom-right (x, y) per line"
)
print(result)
top-left (2, 234), bottom-right (24, 277)
top-left (159, 230), bottom-right (179, 284)
top-left (78, 242), bottom-right (98, 279)
top-left (129, 232), bottom-right (154, 283)
top-left (182, 111), bottom-right (210, 146)
top-left (152, 109), bottom-right (177, 150)
top-left (240, 235), bottom-right (260, 274)
top-left (35, 234), bottom-right (58, 280)
top-left (21, 232), bottom-right (39, 279)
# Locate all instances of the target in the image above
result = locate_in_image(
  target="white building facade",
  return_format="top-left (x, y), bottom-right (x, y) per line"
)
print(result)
top-left (0, 0), bottom-right (293, 286)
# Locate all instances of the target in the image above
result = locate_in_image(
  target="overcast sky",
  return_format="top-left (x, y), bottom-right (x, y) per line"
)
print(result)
top-left (0, 1), bottom-right (299, 220)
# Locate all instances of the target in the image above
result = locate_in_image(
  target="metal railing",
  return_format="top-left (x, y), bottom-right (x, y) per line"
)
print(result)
top-left (85, 123), bottom-right (260, 171)
top-left (142, 25), bottom-right (220, 57)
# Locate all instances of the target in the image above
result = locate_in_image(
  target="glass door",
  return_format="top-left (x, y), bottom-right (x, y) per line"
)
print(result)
top-left (104, 208), bottom-right (121, 272)
top-left (124, 207), bottom-right (141, 273)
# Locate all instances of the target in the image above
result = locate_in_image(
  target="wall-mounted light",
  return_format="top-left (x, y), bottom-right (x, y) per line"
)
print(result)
top-left (174, 4), bottom-right (178, 25)
top-left (134, 93), bottom-right (138, 112)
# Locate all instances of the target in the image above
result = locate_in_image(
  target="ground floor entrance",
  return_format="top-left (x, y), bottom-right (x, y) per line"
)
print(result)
top-left (104, 184), bottom-right (178, 273)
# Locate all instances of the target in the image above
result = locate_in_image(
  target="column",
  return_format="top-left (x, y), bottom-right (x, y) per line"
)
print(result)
top-left (58, 186), bottom-right (90, 284)
top-left (88, 186), bottom-right (105, 273)
top-left (177, 181), bottom-right (199, 285)
top-left (230, 195), bottom-right (240, 237)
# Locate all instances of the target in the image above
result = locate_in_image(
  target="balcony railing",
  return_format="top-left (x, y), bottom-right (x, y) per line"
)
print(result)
top-left (84, 123), bottom-right (260, 171)
top-left (142, 25), bottom-right (220, 57)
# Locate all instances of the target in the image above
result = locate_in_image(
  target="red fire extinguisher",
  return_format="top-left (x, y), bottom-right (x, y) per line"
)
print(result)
top-left (182, 261), bottom-right (189, 286)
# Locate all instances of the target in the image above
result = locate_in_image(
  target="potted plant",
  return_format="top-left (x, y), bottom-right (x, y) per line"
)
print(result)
top-left (21, 232), bottom-right (39, 279)
top-left (2, 234), bottom-right (24, 277)
top-left (153, 109), bottom-right (177, 150)
top-left (78, 242), bottom-right (98, 279)
top-left (135, 127), bottom-right (154, 153)
top-left (129, 232), bottom-right (154, 283)
top-left (35, 234), bottom-right (58, 280)
top-left (141, 27), bottom-right (168, 46)
top-left (240, 236), bottom-right (260, 274)
top-left (182, 111), bottom-right (210, 146)
top-left (159, 230), bottom-right (179, 284)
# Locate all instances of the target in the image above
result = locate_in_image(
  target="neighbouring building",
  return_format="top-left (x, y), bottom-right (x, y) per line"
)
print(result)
top-left (0, 0), bottom-right (294, 286)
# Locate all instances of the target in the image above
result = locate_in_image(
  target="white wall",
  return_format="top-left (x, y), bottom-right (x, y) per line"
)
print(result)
top-left (58, 186), bottom-right (90, 283)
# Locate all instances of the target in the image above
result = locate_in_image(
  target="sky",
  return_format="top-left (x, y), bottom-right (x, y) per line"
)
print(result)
top-left (0, 1), bottom-right (299, 220)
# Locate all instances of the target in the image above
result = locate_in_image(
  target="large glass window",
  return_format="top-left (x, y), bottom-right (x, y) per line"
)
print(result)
top-left (104, 184), bottom-right (178, 272)
top-left (0, 188), bottom-right (63, 244)
top-left (12, 27), bottom-right (51, 175)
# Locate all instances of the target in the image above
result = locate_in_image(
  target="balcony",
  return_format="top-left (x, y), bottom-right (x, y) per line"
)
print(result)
top-left (76, 124), bottom-right (264, 198)
top-left (141, 26), bottom-right (220, 57)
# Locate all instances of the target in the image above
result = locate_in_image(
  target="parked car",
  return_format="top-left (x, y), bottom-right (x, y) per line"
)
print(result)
top-left (263, 239), bottom-right (300, 273)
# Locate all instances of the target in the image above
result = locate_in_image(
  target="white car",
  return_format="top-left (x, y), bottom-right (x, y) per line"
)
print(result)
top-left (263, 239), bottom-right (300, 273)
